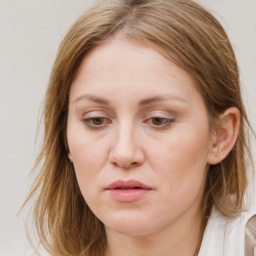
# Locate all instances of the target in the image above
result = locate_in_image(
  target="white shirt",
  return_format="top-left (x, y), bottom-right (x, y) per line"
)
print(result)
top-left (199, 206), bottom-right (256, 256)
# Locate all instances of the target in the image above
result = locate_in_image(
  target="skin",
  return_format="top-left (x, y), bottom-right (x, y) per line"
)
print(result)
top-left (67, 37), bottom-right (239, 256)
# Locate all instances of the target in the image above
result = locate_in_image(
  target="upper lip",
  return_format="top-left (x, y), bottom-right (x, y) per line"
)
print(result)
top-left (106, 179), bottom-right (152, 190)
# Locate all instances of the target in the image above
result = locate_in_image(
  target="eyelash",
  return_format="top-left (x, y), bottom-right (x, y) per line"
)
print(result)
top-left (82, 117), bottom-right (111, 129)
top-left (145, 117), bottom-right (175, 128)
top-left (82, 116), bottom-right (174, 129)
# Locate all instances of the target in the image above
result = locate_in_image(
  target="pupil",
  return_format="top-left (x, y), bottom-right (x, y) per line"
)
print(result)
top-left (153, 117), bottom-right (164, 125)
top-left (93, 118), bottom-right (103, 125)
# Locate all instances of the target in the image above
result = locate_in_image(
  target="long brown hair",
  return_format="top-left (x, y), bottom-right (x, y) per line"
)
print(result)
top-left (24, 0), bottom-right (254, 255)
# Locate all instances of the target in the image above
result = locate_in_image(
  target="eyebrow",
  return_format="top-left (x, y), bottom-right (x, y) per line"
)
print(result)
top-left (72, 94), bottom-right (110, 105)
top-left (139, 95), bottom-right (186, 106)
top-left (72, 94), bottom-right (186, 106)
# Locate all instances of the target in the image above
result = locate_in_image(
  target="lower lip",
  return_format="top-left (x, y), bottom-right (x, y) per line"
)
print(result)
top-left (108, 189), bottom-right (151, 203)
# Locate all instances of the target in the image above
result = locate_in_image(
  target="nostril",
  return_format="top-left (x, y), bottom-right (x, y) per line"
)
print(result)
top-left (112, 162), bottom-right (119, 167)
top-left (111, 161), bottom-right (139, 168)
top-left (109, 145), bottom-right (145, 168)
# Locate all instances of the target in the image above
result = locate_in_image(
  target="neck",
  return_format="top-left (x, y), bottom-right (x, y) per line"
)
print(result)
top-left (104, 211), bottom-right (201, 256)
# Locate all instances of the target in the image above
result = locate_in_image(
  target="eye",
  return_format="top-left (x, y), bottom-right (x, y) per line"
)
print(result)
top-left (152, 117), bottom-right (169, 125)
top-left (146, 117), bottom-right (174, 128)
top-left (82, 117), bottom-right (111, 128)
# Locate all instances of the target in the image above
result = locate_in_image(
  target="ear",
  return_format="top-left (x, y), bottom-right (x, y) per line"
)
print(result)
top-left (207, 107), bottom-right (240, 165)
top-left (68, 152), bottom-right (73, 162)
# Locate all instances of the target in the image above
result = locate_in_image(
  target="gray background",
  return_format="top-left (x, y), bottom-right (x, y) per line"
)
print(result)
top-left (0, 1), bottom-right (255, 255)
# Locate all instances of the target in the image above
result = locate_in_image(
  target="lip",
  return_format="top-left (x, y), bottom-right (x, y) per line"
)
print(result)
top-left (105, 179), bottom-right (152, 203)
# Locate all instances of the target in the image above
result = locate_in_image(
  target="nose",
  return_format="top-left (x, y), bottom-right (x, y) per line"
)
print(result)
top-left (109, 123), bottom-right (145, 169)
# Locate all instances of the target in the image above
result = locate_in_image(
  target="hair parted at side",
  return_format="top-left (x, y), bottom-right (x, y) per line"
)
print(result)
top-left (23, 0), bottom-right (254, 255)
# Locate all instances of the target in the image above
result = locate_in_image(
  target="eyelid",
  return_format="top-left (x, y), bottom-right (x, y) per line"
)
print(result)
top-left (82, 110), bottom-right (108, 118)
top-left (145, 117), bottom-right (174, 127)
top-left (143, 110), bottom-right (176, 128)
top-left (145, 110), bottom-right (176, 119)
top-left (81, 111), bottom-right (112, 129)
top-left (82, 117), bottom-right (111, 129)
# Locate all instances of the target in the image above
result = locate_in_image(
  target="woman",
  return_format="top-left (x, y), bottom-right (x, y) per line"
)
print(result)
top-left (25, 0), bottom-right (256, 255)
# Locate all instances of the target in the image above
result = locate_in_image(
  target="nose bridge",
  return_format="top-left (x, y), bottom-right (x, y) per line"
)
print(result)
top-left (109, 118), bottom-right (144, 168)
top-left (114, 119), bottom-right (137, 157)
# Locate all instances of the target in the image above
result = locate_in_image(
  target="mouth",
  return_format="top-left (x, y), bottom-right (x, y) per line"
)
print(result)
top-left (105, 179), bottom-right (152, 203)
top-left (106, 179), bottom-right (152, 190)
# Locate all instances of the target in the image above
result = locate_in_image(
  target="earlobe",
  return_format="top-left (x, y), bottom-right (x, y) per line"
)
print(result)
top-left (68, 153), bottom-right (73, 162)
top-left (207, 107), bottom-right (240, 165)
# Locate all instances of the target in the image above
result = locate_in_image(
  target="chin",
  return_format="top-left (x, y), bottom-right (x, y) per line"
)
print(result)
top-left (103, 212), bottom-right (166, 237)
top-left (107, 224), bottom-right (156, 237)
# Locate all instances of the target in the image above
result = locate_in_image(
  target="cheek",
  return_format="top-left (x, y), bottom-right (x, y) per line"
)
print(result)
top-left (67, 125), bottom-right (110, 193)
top-left (68, 123), bottom-right (108, 166)
top-left (148, 126), bottom-right (210, 192)
top-left (148, 133), bottom-right (209, 220)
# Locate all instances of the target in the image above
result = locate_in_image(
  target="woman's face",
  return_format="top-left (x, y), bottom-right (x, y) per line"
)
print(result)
top-left (67, 38), bottom-right (214, 237)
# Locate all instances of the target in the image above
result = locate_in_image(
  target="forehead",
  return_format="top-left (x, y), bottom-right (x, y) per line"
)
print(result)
top-left (70, 38), bottom-right (199, 101)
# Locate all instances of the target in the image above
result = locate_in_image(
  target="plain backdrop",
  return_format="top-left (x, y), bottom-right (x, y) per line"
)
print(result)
top-left (0, 1), bottom-right (255, 255)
